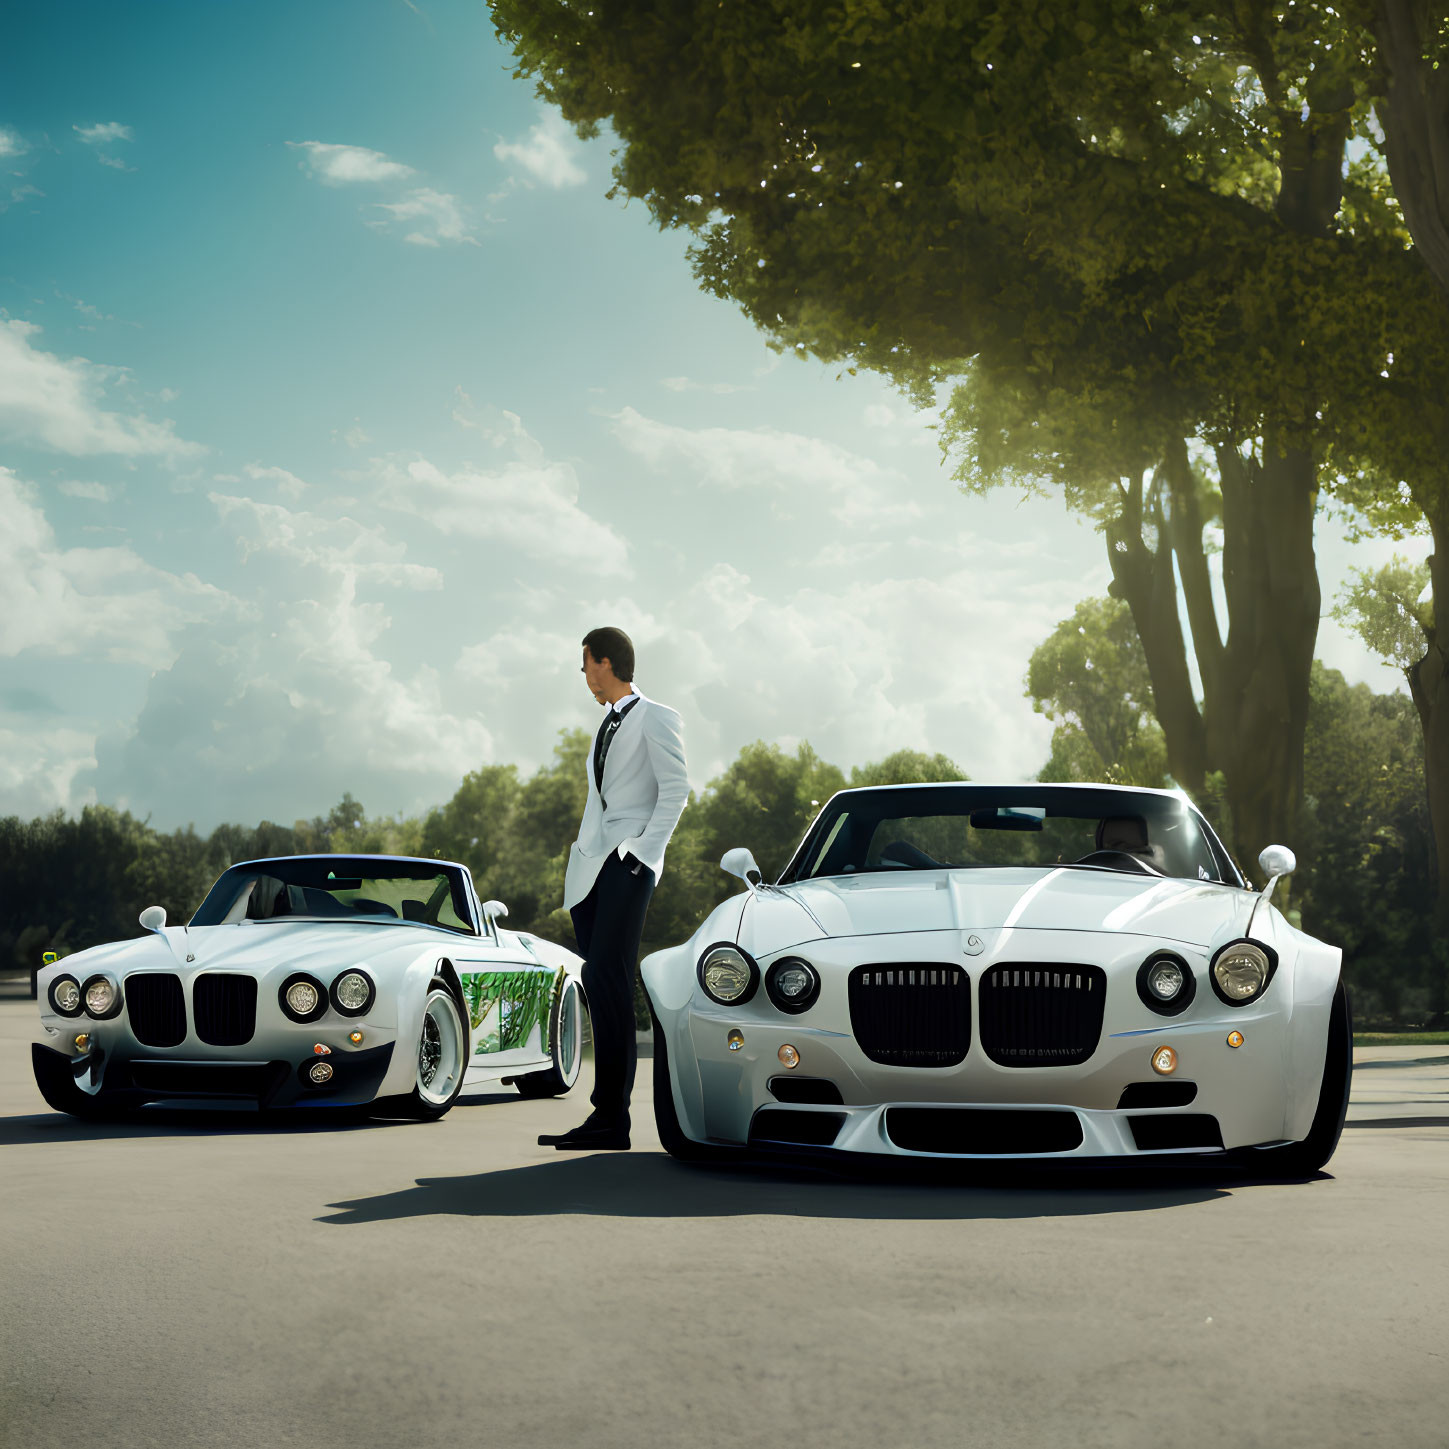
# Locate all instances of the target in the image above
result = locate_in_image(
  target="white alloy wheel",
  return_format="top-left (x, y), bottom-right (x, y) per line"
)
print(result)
top-left (416, 987), bottom-right (466, 1107)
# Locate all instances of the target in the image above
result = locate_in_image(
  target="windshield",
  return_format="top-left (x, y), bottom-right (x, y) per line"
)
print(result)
top-left (190, 856), bottom-right (477, 935)
top-left (782, 786), bottom-right (1238, 886)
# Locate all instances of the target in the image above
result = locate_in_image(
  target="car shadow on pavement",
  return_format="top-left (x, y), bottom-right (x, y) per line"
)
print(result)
top-left (0, 1107), bottom-right (409, 1145)
top-left (319, 1150), bottom-right (1263, 1226)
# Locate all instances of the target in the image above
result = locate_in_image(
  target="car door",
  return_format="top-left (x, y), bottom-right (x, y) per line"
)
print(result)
top-left (452, 924), bottom-right (556, 1072)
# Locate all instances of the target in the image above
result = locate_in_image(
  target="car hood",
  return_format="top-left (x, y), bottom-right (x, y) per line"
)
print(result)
top-left (742, 868), bottom-right (1250, 952)
top-left (62, 920), bottom-right (463, 977)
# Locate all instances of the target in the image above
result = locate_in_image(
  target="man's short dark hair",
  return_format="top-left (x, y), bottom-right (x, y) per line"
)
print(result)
top-left (582, 626), bottom-right (635, 682)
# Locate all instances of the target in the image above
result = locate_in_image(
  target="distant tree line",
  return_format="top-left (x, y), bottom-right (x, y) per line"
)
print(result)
top-left (2, 617), bottom-right (1439, 1027)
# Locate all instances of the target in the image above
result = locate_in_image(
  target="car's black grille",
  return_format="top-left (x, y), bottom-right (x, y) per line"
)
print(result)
top-left (848, 964), bottom-right (971, 1067)
top-left (128, 1061), bottom-right (274, 1097)
top-left (885, 1107), bottom-right (1084, 1155)
top-left (125, 973), bottom-right (186, 1047)
top-left (193, 974), bottom-right (257, 1046)
top-left (978, 964), bottom-right (1106, 1066)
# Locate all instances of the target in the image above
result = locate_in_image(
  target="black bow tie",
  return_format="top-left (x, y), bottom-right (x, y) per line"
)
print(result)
top-left (594, 695), bottom-right (641, 792)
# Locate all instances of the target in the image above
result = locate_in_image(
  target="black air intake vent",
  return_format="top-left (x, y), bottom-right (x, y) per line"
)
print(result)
top-left (193, 974), bottom-right (258, 1046)
top-left (125, 973), bottom-right (186, 1048)
top-left (847, 964), bottom-right (971, 1067)
top-left (978, 964), bottom-right (1107, 1067)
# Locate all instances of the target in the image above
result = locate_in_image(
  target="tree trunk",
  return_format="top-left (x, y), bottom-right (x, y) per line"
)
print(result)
top-left (1408, 493), bottom-right (1449, 999)
top-left (1208, 440), bottom-right (1322, 880)
top-left (1376, 0), bottom-right (1449, 299)
top-left (1104, 466), bottom-right (1209, 800)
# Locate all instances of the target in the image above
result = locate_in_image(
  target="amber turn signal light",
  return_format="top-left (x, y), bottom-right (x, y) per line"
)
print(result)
top-left (1227, 1031), bottom-right (1244, 1048)
top-left (778, 1044), bottom-right (801, 1069)
top-left (1151, 1045), bottom-right (1178, 1075)
top-left (349, 1030), bottom-right (364, 1044)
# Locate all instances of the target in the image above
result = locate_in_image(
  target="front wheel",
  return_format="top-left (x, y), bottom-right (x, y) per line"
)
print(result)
top-left (515, 977), bottom-right (586, 1098)
top-left (1242, 979), bottom-right (1353, 1177)
top-left (369, 980), bottom-right (469, 1122)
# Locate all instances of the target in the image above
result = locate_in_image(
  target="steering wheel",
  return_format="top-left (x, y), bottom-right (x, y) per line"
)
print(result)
top-left (1073, 849), bottom-right (1162, 876)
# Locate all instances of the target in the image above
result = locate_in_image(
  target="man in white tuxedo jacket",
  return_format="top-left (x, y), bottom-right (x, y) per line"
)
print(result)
top-left (540, 626), bottom-right (689, 1151)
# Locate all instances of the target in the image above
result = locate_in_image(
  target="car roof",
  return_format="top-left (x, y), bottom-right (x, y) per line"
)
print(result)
top-left (829, 781), bottom-right (1194, 802)
top-left (223, 854), bottom-right (470, 872)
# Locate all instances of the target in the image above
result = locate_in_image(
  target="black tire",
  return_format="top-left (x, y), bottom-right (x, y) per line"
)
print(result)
top-left (369, 979), bottom-right (469, 1122)
top-left (650, 1009), bottom-right (745, 1164)
top-left (31, 1043), bottom-right (137, 1122)
top-left (1241, 979), bottom-right (1353, 1177)
top-left (515, 977), bottom-right (587, 1098)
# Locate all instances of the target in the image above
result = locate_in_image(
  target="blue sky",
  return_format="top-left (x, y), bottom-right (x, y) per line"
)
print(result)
top-left (0, 0), bottom-right (1425, 831)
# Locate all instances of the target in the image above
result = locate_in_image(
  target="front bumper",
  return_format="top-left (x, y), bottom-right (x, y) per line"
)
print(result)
top-left (666, 994), bottom-right (1305, 1160)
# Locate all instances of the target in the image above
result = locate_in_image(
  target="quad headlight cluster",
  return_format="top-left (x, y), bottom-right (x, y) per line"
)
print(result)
top-left (1209, 940), bottom-right (1275, 1006)
top-left (278, 969), bottom-right (375, 1023)
top-left (697, 944), bottom-right (822, 1014)
top-left (80, 974), bottom-right (123, 1020)
top-left (48, 975), bottom-right (84, 1017)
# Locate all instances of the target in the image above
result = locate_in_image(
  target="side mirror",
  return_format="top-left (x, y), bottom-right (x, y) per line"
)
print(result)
top-left (139, 905), bottom-right (167, 932)
top-left (480, 899), bottom-right (509, 925)
top-left (1258, 845), bottom-right (1296, 880)
top-left (720, 847), bottom-right (765, 890)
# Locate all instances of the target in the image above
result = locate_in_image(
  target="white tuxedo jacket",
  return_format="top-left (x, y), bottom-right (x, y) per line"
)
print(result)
top-left (562, 689), bottom-right (689, 911)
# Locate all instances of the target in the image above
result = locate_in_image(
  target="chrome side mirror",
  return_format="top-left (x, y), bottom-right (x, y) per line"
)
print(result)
top-left (139, 905), bottom-right (167, 932)
top-left (480, 899), bottom-right (509, 923)
top-left (1258, 845), bottom-right (1296, 880)
top-left (720, 847), bottom-right (765, 890)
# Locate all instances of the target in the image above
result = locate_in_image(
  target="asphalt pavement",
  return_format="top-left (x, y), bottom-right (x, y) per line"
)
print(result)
top-left (1, 997), bottom-right (1445, 1449)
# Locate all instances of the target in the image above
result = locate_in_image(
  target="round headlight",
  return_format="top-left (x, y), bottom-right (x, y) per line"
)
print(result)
top-left (1211, 942), bottom-right (1272, 1005)
top-left (83, 976), bottom-right (118, 1018)
top-left (286, 980), bottom-right (320, 1016)
top-left (50, 977), bottom-right (82, 1016)
top-left (765, 957), bottom-right (821, 1014)
top-left (1148, 960), bottom-right (1184, 1000)
top-left (698, 945), bottom-right (758, 1005)
top-left (1136, 952), bottom-right (1195, 1016)
top-left (279, 972), bottom-right (328, 1022)
top-left (331, 969), bottom-right (375, 1016)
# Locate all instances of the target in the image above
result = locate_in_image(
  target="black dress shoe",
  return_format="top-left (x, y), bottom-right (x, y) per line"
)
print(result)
top-left (538, 1122), bottom-right (631, 1150)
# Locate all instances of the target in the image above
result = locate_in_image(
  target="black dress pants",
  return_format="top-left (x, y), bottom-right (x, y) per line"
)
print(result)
top-left (570, 851), bottom-right (656, 1129)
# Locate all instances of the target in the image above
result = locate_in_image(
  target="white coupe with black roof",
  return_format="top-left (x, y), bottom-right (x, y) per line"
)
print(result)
top-left (31, 855), bottom-right (586, 1121)
top-left (643, 783), bottom-right (1351, 1174)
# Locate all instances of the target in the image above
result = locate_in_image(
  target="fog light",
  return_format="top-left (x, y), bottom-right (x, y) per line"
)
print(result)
top-left (349, 1030), bottom-right (364, 1044)
top-left (1227, 1031), bottom-right (1244, 1048)
top-left (778, 1044), bottom-right (800, 1069)
top-left (313, 1043), bottom-right (331, 1055)
top-left (1151, 1045), bottom-right (1178, 1075)
top-left (308, 1060), bottom-right (334, 1084)
top-left (727, 1029), bottom-right (744, 1052)
top-left (73, 1033), bottom-right (89, 1050)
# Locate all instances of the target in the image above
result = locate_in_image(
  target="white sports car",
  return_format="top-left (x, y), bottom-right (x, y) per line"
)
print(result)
top-left (32, 854), bottom-right (586, 1121)
top-left (643, 783), bottom-right (1351, 1175)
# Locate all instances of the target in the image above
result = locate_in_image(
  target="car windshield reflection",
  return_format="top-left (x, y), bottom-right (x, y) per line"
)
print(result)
top-left (189, 856), bottom-right (478, 934)
top-left (783, 786), bottom-right (1236, 886)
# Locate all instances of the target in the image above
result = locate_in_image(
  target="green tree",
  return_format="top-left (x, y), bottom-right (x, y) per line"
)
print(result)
top-left (490, 0), bottom-right (1449, 882)
top-left (848, 750), bottom-right (966, 788)
top-left (1025, 596), bottom-right (1169, 788)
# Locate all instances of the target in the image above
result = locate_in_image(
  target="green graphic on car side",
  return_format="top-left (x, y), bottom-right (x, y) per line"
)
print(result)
top-left (460, 967), bottom-right (561, 1055)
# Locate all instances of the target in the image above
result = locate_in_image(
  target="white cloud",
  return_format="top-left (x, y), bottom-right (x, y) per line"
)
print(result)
top-left (493, 108), bottom-right (587, 188)
top-left (210, 492), bottom-right (443, 592)
top-left (0, 320), bottom-right (203, 460)
top-left (0, 468), bottom-right (232, 665)
top-left (287, 140), bottom-right (415, 186)
top-left (74, 122), bottom-right (133, 146)
top-left (374, 187), bottom-right (476, 246)
top-left (0, 127), bottom-right (27, 158)
top-left (2, 183), bottom-right (44, 214)
top-left (57, 480), bottom-right (113, 502)
top-left (244, 461), bottom-right (308, 499)
top-left (376, 454), bottom-right (631, 577)
top-left (610, 407), bottom-right (920, 526)
top-left (0, 721), bottom-right (97, 820)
